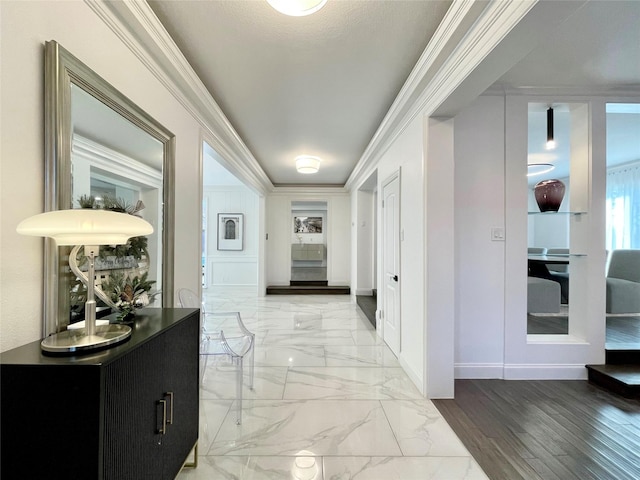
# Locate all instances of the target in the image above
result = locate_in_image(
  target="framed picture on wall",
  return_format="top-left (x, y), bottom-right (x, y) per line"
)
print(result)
top-left (218, 213), bottom-right (244, 250)
top-left (294, 216), bottom-right (323, 233)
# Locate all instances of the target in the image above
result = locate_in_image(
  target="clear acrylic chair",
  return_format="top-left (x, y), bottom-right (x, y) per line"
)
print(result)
top-left (177, 288), bottom-right (255, 424)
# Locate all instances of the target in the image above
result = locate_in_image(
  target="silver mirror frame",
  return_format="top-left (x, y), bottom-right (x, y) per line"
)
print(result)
top-left (44, 40), bottom-right (175, 336)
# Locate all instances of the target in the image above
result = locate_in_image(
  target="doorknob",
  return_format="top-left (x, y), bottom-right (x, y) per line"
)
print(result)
top-left (393, 275), bottom-right (398, 282)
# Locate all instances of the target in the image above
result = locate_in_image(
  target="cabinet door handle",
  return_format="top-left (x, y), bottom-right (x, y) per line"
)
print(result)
top-left (157, 399), bottom-right (167, 435)
top-left (165, 391), bottom-right (174, 425)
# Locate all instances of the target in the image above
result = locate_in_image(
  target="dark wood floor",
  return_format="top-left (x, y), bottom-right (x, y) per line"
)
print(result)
top-left (433, 380), bottom-right (640, 480)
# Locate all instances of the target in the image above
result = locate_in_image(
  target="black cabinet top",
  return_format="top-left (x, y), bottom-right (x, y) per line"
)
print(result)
top-left (0, 308), bottom-right (199, 366)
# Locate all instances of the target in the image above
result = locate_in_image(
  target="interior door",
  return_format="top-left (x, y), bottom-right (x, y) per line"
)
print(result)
top-left (382, 174), bottom-right (401, 355)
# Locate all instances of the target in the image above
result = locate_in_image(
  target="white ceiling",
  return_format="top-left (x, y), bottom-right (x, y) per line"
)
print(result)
top-left (146, 0), bottom-right (640, 187)
top-left (147, 0), bottom-right (452, 185)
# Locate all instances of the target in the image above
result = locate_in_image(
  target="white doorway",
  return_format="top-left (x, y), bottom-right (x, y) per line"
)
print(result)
top-left (382, 172), bottom-right (401, 355)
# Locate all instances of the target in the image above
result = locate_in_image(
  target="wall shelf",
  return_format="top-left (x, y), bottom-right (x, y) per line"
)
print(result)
top-left (528, 211), bottom-right (587, 215)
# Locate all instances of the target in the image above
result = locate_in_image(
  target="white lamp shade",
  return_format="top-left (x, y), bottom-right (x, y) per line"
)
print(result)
top-left (295, 155), bottom-right (321, 174)
top-left (16, 209), bottom-right (153, 245)
top-left (267, 0), bottom-right (327, 16)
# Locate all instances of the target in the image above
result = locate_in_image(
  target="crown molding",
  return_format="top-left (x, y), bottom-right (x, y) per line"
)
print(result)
top-left (345, 0), bottom-right (538, 191)
top-left (493, 85), bottom-right (640, 98)
top-left (270, 186), bottom-right (349, 196)
top-left (85, 0), bottom-right (273, 195)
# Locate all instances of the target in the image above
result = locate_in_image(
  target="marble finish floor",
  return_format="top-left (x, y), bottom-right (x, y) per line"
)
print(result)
top-left (178, 287), bottom-right (487, 479)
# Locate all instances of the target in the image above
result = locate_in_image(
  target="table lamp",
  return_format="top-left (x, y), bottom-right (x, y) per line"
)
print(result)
top-left (17, 209), bottom-right (153, 354)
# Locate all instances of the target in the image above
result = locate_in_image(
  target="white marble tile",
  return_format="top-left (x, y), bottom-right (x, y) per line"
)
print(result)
top-left (324, 345), bottom-right (399, 367)
top-left (198, 400), bottom-right (234, 454)
top-left (253, 345), bottom-right (326, 367)
top-left (262, 329), bottom-right (356, 346)
top-left (323, 456), bottom-right (490, 480)
top-left (380, 400), bottom-right (471, 456)
top-left (177, 454), bottom-right (324, 480)
top-left (283, 367), bottom-right (422, 400)
top-left (191, 288), bottom-right (484, 480)
top-left (208, 400), bottom-right (402, 457)
top-left (350, 329), bottom-right (386, 346)
top-left (200, 365), bottom-right (287, 400)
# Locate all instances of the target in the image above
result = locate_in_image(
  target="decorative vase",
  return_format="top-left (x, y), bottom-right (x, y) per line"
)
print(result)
top-left (534, 179), bottom-right (565, 212)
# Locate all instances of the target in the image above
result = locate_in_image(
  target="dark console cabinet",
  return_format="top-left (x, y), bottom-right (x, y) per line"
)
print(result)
top-left (1, 308), bottom-right (199, 480)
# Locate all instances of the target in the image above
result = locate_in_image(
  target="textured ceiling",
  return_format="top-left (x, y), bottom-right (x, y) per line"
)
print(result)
top-left (147, 0), bottom-right (452, 186)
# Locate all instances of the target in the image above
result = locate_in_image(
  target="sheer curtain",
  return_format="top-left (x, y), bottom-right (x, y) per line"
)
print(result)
top-left (606, 161), bottom-right (640, 250)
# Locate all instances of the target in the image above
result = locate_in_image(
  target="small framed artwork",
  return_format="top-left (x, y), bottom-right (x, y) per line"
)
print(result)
top-left (218, 213), bottom-right (244, 250)
top-left (294, 216), bottom-right (323, 233)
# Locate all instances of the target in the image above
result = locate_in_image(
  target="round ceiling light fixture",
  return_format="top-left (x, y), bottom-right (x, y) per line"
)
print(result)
top-left (266, 0), bottom-right (327, 16)
top-left (295, 155), bottom-right (321, 174)
top-left (527, 163), bottom-right (555, 177)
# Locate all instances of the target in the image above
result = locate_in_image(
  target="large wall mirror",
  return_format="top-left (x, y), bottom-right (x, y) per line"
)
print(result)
top-left (44, 40), bottom-right (175, 336)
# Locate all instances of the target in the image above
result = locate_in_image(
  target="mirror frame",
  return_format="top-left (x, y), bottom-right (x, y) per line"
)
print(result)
top-left (44, 40), bottom-right (175, 336)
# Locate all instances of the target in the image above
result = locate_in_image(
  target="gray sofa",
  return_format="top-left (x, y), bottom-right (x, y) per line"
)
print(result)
top-left (606, 249), bottom-right (640, 314)
top-left (528, 277), bottom-right (561, 313)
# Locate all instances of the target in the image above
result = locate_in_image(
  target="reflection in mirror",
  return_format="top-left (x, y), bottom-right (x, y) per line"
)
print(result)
top-left (527, 103), bottom-right (571, 335)
top-left (605, 104), bottom-right (640, 335)
top-left (291, 201), bottom-right (328, 284)
top-left (45, 41), bottom-right (174, 336)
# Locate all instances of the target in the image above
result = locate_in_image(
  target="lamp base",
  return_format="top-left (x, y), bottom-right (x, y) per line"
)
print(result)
top-left (41, 324), bottom-right (132, 354)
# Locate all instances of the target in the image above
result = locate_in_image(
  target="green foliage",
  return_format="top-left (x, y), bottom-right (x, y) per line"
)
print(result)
top-left (78, 195), bottom-right (98, 209)
top-left (75, 194), bottom-right (149, 261)
top-left (101, 271), bottom-right (157, 320)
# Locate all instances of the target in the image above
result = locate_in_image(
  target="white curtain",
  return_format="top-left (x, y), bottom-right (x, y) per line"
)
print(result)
top-left (606, 161), bottom-right (640, 250)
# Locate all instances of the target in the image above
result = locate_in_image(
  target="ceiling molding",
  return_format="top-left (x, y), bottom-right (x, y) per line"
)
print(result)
top-left (270, 186), bottom-right (349, 196)
top-left (345, 0), bottom-right (538, 191)
top-left (85, 0), bottom-right (274, 195)
top-left (495, 85), bottom-right (640, 97)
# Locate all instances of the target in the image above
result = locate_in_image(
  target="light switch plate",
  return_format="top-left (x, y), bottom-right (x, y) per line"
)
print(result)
top-left (491, 227), bottom-right (505, 241)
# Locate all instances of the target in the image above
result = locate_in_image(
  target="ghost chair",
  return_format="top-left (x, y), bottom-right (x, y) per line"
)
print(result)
top-left (177, 288), bottom-right (255, 424)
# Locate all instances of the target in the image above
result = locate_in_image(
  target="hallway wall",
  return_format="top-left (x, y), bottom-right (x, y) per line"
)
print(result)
top-left (1, 2), bottom-right (202, 351)
top-left (266, 190), bottom-right (350, 286)
top-left (204, 185), bottom-right (259, 287)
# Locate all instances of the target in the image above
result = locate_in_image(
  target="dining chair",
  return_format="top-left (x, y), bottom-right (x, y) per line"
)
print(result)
top-left (546, 248), bottom-right (570, 303)
top-left (177, 288), bottom-right (255, 424)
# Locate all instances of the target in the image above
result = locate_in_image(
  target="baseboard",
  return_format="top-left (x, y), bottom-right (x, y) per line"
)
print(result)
top-left (355, 288), bottom-right (373, 296)
top-left (503, 363), bottom-right (587, 380)
top-left (455, 363), bottom-right (504, 379)
top-left (455, 362), bottom-right (589, 380)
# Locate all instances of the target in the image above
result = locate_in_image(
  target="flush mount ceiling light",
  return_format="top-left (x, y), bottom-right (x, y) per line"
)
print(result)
top-left (546, 107), bottom-right (556, 150)
top-left (527, 163), bottom-right (555, 177)
top-left (295, 155), bottom-right (321, 174)
top-left (266, 0), bottom-right (327, 16)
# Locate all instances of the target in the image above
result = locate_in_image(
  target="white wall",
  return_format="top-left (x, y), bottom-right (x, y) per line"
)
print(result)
top-left (453, 95), bottom-right (506, 378)
top-left (455, 92), bottom-right (624, 379)
top-left (374, 114), bottom-right (426, 393)
top-left (1, 2), bottom-right (201, 351)
top-left (204, 185), bottom-right (259, 287)
top-left (452, 93), bottom-right (625, 380)
top-left (355, 190), bottom-right (375, 295)
top-left (266, 190), bottom-right (350, 286)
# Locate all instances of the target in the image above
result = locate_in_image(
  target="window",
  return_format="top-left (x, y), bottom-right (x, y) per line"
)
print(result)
top-left (606, 162), bottom-right (640, 251)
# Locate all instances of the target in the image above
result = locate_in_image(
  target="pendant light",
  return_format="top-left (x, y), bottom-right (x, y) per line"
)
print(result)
top-left (546, 107), bottom-right (556, 150)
